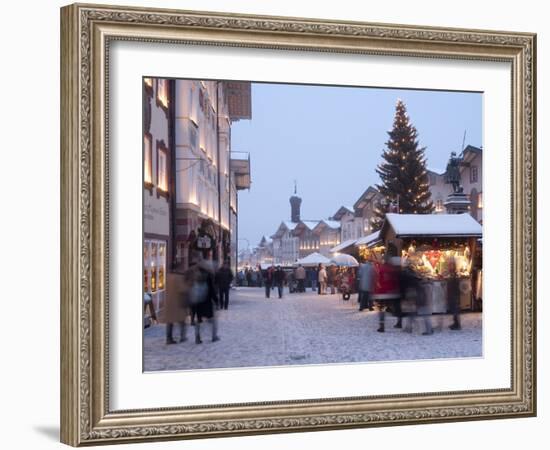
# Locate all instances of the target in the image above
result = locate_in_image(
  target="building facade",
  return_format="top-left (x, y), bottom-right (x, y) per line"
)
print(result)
top-left (143, 78), bottom-right (251, 315)
top-left (171, 80), bottom-right (251, 271)
top-left (271, 221), bottom-right (299, 265)
top-left (353, 186), bottom-right (383, 237)
top-left (143, 78), bottom-right (172, 313)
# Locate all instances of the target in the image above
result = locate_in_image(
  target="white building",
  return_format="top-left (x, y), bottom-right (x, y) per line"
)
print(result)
top-left (271, 221), bottom-right (299, 266)
top-left (172, 80), bottom-right (251, 270)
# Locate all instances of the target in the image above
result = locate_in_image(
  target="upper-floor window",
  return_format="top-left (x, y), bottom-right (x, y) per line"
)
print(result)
top-left (144, 133), bottom-right (153, 190)
top-left (143, 77), bottom-right (154, 97)
top-left (470, 165), bottom-right (479, 183)
top-left (156, 79), bottom-right (169, 112)
top-left (190, 84), bottom-right (199, 125)
top-left (156, 141), bottom-right (169, 196)
top-left (429, 173), bottom-right (437, 185)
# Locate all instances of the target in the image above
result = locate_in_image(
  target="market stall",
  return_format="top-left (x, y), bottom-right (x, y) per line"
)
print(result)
top-left (354, 230), bottom-right (385, 263)
top-left (379, 213), bottom-right (482, 312)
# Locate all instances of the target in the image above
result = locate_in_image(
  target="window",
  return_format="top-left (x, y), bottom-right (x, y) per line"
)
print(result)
top-left (190, 84), bottom-right (199, 125)
top-left (435, 199), bottom-right (444, 212)
top-left (470, 165), bottom-right (479, 183)
top-left (156, 79), bottom-right (169, 112)
top-left (156, 141), bottom-right (169, 197)
top-left (144, 133), bottom-right (153, 190)
top-left (429, 173), bottom-right (437, 185)
top-left (478, 192), bottom-right (483, 208)
top-left (143, 77), bottom-right (153, 97)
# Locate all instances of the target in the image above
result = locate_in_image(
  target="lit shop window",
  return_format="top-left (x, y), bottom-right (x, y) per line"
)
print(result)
top-left (156, 79), bottom-right (169, 110)
top-left (151, 266), bottom-right (157, 292)
top-left (478, 192), bottom-right (483, 208)
top-left (144, 133), bottom-right (153, 186)
top-left (435, 199), bottom-right (444, 212)
top-left (143, 239), bottom-right (167, 295)
top-left (144, 269), bottom-right (149, 292)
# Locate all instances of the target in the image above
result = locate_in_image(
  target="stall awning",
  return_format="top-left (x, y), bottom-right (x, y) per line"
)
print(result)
top-left (331, 254), bottom-right (359, 267)
top-left (294, 252), bottom-right (331, 267)
top-left (329, 238), bottom-right (357, 253)
top-left (384, 213), bottom-right (482, 238)
top-left (354, 230), bottom-right (381, 248)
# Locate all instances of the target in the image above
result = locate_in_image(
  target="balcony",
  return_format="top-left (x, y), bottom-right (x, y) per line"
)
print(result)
top-left (230, 151), bottom-right (251, 190)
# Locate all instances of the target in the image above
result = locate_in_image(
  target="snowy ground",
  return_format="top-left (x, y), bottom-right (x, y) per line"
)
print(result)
top-left (143, 287), bottom-right (482, 372)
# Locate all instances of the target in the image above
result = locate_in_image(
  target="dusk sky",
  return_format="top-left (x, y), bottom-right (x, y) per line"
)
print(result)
top-left (231, 82), bottom-right (482, 250)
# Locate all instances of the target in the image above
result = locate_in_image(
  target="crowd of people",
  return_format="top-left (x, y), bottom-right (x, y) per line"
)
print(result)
top-left (355, 255), bottom-right (463, 335)
top-left (161, 258), bottom-right (234, 346)
top-left (236, 255), bottom-right (464, 335)
top-left (236, 264), bottom-right (357, 296)
top-left (152, 253), bottom-right (465, 346)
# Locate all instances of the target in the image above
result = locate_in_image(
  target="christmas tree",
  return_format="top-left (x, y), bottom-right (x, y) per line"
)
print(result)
top-left (372, 99), bottom-right (434, 230)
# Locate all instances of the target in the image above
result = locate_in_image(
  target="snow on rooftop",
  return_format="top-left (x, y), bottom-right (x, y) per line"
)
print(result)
top-left (283, 221), bottom-right (299, 230)
top-left (300, 220), bottom-right (321, 230)
top-left (330, 238), bottom-right (358, 253)
top-left (385, 213), bottom-right (482, 237)
top-left (355, 231), bottom-right (381, 246)
top-left (321, 220), bottom-right (341, 229)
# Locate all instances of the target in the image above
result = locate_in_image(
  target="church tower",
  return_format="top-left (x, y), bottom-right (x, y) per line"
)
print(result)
top-left (289, 181), bottom-right (302, 223)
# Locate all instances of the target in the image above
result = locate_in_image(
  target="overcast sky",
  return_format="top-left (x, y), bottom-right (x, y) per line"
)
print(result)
top-left (231, 82), bottom-right (482, 249)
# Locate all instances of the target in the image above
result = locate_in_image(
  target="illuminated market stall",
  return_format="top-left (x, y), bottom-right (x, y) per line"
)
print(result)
top-left (354, 230), bottom-right (385, 263)
top-left (379, 213), bottom-right (482, 312)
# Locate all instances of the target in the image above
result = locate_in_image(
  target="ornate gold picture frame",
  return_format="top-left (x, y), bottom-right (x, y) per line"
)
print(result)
top-left (60, 3), bottom-right (536, 446)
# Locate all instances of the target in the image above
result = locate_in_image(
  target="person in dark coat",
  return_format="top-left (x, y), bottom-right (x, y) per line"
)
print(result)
top-left (188, 261), bottom-right (220, 344)
top-left (262, 266), bottom-right (274, 298)
top-left (215, 260), bottom-right (234, 310)
top-left (273, 266), bottom-right (286, 298)
top-left (447, 257), bottom-right (461, 330)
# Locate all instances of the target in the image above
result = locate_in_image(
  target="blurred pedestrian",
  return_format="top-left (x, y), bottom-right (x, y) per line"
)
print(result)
top-left (358, 260), bottom-right (374, 311)
top-left (328, 265), bottom-right (337, 295)
top-left (309, 267), bottom-right (318, 292)
top-left (163, 271), bottom-right (188, 345)
top-left (143, 292), bottom-right (158, 326)
top-left (402, 264), bottom-right (433, 335)
top-left (374, 256), bottom-right (400, 332)
top-left (188, 261), bottom-right (220, 344)
top-left (295, 264), bottom-right (306, 292)
top-left (318, 264), bottom-right (328, 295)
top-left (215, 260), bottom-right (234, 310)
top-left (274, 266), bottom-right (286, 298)
top-left (263, 265), bottom-right (274, 298)
top-left (447, 257), bottom-right (462, 330)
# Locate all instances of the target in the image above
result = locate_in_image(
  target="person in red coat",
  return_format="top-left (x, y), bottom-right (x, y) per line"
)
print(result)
top-left (372, 256), bottom-right (401, 332)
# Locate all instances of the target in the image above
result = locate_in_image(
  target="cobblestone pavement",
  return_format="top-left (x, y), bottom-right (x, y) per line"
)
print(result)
top-left (143, 287), bottom-right (482, 372)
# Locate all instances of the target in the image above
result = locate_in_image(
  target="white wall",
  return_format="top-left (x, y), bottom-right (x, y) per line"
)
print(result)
top-left (1, 1), bottom-right (546, 450)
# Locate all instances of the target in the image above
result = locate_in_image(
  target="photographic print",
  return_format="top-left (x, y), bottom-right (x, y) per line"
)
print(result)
top-left (143, 79), bottom-right (484, 372)
top-left (61, 4), bottom-right (535, 445)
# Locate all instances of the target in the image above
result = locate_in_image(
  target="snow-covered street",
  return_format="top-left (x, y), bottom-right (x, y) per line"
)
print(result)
top-left (143, 287), bottom-right (482, 372)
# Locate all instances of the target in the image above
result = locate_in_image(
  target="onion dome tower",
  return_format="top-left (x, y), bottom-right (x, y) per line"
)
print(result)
top-left (289, 180), bottom-right (302, 223)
